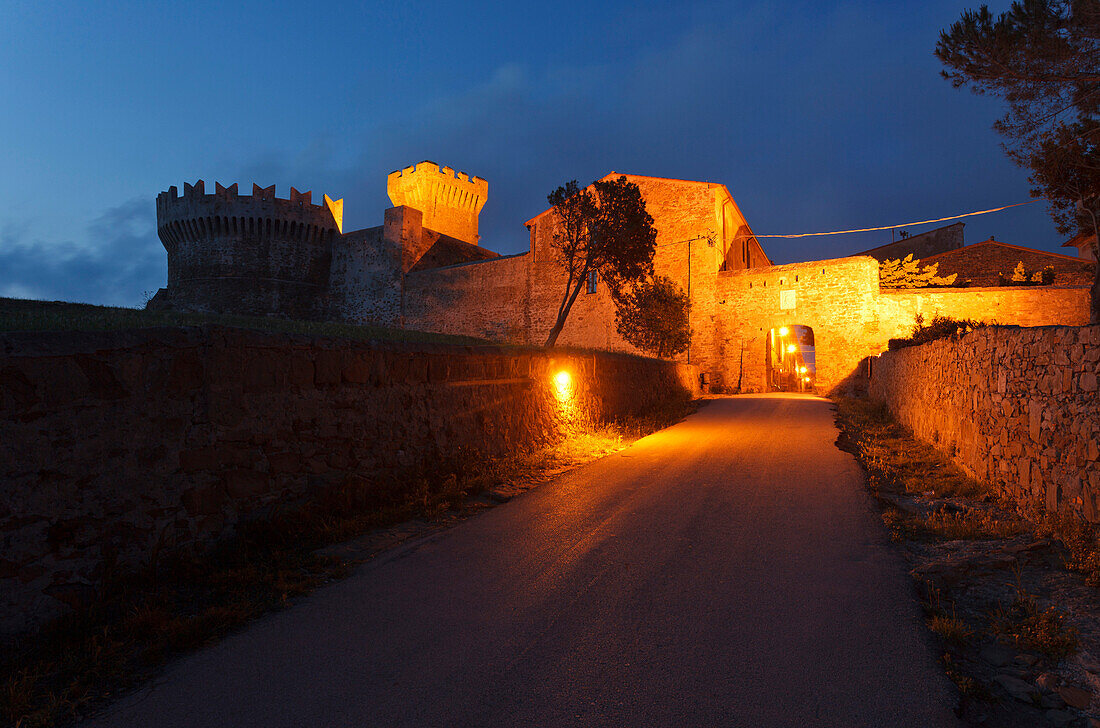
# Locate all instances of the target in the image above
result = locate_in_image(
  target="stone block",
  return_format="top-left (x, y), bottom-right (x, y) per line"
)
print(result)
top-left (223, 470), bottom-right (271, 500)
top-left (181, 484), bottom-right (227, 515)
top-left (314, 350), bottom-right (343, 386)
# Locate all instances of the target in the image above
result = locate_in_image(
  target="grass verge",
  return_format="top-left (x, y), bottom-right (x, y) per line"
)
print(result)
top-left (0, 297), bottom-right (489, 346)
top-left (1, 396), bottom-right (696, 728)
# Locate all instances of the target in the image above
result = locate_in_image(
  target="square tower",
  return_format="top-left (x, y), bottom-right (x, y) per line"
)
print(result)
top-left (386, 161), bottom-right (488, 245)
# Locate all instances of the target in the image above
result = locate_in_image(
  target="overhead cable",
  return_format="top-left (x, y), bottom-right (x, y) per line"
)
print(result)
top-left (754, 200), bottom-right (1041, 238)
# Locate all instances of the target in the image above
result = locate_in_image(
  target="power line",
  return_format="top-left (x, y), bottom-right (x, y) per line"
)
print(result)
top-left (754, 200), bottom-right (1041, 239)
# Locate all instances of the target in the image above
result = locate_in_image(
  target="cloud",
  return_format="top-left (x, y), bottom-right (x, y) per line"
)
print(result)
top-left (0, 198), bottom-right (164, 307)
top-left (0, 1), bottom-right (1059, 308)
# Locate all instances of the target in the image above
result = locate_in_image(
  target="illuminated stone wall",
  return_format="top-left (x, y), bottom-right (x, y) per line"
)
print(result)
top-left (710, 257), bottom-right (1090, 394)
top-left (869, 325), bottom-right (1100, 522)
top-left (405, 175), bottom-right (769, 366)
top-left (386, 161), bottom-right (488, 245)
top-left (151, 171), bottom-right (1090, 394)
top-left (0, 327), bottom-right (697, 640)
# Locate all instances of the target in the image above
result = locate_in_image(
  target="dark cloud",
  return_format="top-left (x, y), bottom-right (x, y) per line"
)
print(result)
top-left (0, 198), bottom-right (164, 307)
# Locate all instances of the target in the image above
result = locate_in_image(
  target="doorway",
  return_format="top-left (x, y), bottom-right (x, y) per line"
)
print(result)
top-left (766, 325), bottom-right (816, 392)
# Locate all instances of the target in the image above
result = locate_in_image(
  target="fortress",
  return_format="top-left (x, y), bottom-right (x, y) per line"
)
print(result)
top-left (152, 161), bottom-right (1094, 393)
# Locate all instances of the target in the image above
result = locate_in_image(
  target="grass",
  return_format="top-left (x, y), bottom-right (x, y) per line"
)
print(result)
top-left (831, 397), bottom-right (986, 499)
top-left (0, 396), bottom-right (696, 728)
top-left (0, 297), bottom-right (490, 346)
top-left (920, 506), bottom-right (1023, 541)
top-left (834, 395), bottom-right (1100, 580)
top-left (929, 611), bottom-right (974, 646)
top-left (1035, 510), bottom-right (1100, 587)
top-left (990, 587), bottom-right (1079, 660)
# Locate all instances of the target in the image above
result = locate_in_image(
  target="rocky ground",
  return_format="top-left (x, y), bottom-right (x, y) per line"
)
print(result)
top-left (885, 488), bottom-right (1100, 727)
top-left (835, 396), bottom-right (1100, 728)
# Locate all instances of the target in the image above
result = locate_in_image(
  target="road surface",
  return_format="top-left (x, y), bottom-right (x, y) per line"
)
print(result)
top-left (86, 395), bottom-right (959, 727)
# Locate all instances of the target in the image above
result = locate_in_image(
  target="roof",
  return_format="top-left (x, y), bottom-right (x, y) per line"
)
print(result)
top-left (1063, 231), bottom-right (1096, 248)
top-left (922, 238), bottom-right (1088, 265)
top-left (409, 233), bottom-right (500, 272)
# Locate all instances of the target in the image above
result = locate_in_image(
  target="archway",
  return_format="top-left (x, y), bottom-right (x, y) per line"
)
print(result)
top-left (766, 325), bottom-right (816, 392)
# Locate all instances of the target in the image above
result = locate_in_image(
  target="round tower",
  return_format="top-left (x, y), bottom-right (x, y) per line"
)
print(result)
top-left (155, 181), bottom-right (344, 319)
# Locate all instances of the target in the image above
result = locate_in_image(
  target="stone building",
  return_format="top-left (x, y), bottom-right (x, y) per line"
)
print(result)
top-left (153, 161), bottom-right (1093, 394)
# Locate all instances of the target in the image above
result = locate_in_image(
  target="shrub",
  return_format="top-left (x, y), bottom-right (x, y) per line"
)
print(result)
top-left (888, 314), bottom-right (989, 350)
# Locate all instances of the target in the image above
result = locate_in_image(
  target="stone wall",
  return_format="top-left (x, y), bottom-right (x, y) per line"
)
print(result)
top-left (405, 253), bottom-right (531, 343)
top-left (869, 325), bottom-right (1100, 522)
top-left (0, 326), bottom-right (697, 640)
top-left (711, 255), bottom-right (1091, 395)
top-left (879, 286), bottom-right (1090, 330)
top-left (857, 222), bottom-right (965, 262)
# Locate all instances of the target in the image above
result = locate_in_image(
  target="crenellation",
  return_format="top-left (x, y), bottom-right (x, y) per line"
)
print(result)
top-left (386, 159), bottom-right (488, 244)
top-left (150, 162), bottom-right (1092, 395)
top-left (290, 187), bottom-right (312, 206)
top-left (215, 181), bottom-right (238, 199)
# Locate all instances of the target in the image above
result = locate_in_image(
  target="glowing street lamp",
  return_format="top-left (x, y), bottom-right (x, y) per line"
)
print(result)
top-left (786, 344), bottom-right (796, 354)
top-left (778, 326), bottom-right (789, 337)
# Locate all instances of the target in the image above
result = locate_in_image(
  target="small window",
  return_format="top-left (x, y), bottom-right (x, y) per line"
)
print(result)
top-left (586, 269), bottom-right (598, 294)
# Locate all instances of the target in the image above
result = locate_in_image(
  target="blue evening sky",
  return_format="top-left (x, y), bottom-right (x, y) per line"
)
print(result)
top-left (0, 0), bottom-right (1072, 306)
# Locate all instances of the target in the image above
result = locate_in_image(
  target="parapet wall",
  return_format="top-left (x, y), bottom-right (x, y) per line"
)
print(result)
top-left (0, 327), bottom-right (697, 640)
top-left (869, 325), bottom-right (1100, 521)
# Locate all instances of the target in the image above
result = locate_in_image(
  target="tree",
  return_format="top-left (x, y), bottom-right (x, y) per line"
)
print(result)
top-left (879, 254), bottom-right (958, 287)
top-left (614, 276), bottom-right (692, 358)
top-left (936, 0), bottom-right (1100, 320)
top-left (543, 176), bottom-right (658, 346)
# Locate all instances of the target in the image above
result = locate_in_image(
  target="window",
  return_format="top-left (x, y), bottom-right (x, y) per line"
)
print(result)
top-left (586, 269), bottom-right (598, 294)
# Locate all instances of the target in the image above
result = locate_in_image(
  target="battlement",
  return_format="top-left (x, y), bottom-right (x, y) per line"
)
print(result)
top-left (157, 180), bottom-right (343, 233)
top-left (386, 161), bottom-right (487, 244)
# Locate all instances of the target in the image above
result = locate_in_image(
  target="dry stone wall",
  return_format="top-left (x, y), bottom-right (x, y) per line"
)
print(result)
top-left (869, 325), bottom-right (1100, 522)
top-left (0, 326), bottom-right (697, 640)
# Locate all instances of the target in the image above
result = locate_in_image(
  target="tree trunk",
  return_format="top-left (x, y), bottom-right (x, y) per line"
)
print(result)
top-left (545, 276), bottom-right (587, 347)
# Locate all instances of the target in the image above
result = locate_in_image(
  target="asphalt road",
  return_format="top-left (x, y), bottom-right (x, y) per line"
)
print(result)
top-left (86, 395), bottom-right (960, 728)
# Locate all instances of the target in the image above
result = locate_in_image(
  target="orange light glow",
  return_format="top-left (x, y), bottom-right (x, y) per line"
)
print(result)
top-left (786, 344), bottom-right (796, 353)
top-left (799, 366), bottom-right (807, 374)
top-left (552, 369), bottom-right (577, 419)
top-left (778, 326), bottom-right (789, 337)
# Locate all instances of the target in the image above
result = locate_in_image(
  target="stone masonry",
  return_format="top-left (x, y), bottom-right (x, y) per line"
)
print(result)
top-left (152, 162), bottom-right (1094, 394)
top-left (0, 326), bottom-right (698, 640)
top-left (869, 325), bottom-right (1100, 522)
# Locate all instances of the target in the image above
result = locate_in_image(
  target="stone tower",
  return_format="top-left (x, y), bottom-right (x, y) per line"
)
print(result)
top-left (386, 161), bottom-right (488, 245)
top-left (155, 181), bottom-right (343, 318)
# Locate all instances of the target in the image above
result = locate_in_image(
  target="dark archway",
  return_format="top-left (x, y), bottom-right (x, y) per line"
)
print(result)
top-left (766, 325), bottom-right (816, 392)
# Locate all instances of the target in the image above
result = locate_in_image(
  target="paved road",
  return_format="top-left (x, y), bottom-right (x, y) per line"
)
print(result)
top-left (87, 395), bottom-right (959, 727)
